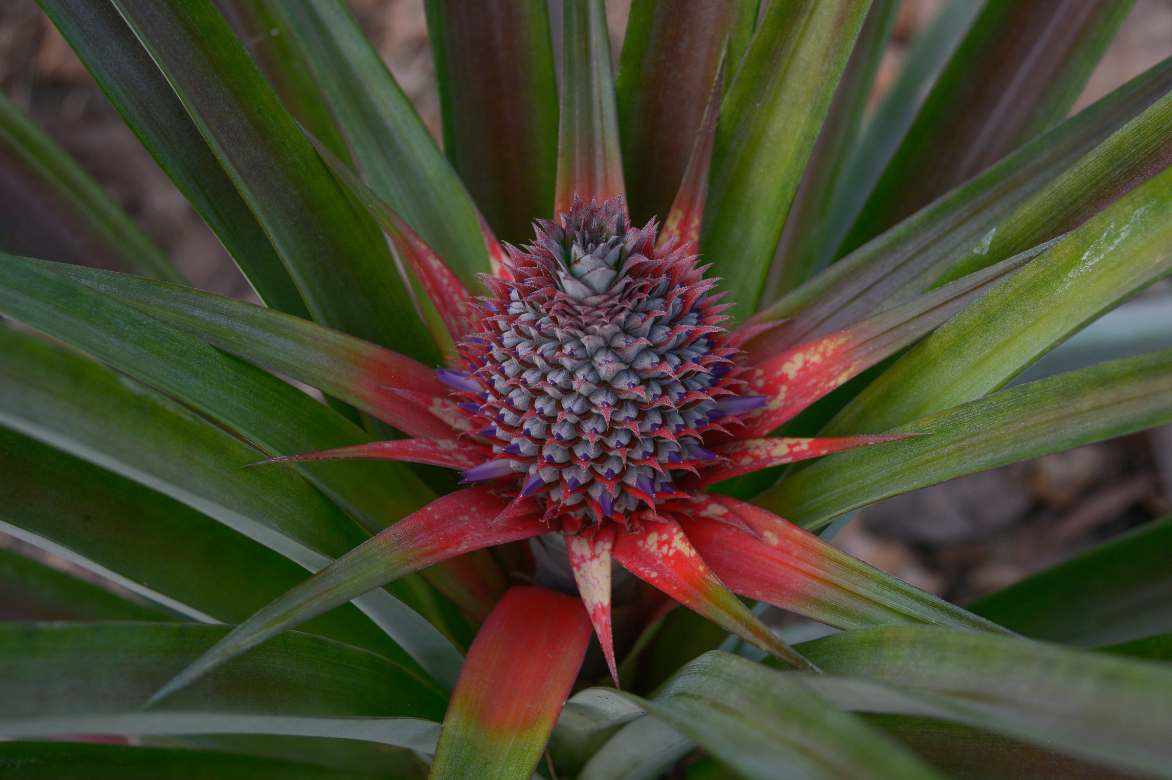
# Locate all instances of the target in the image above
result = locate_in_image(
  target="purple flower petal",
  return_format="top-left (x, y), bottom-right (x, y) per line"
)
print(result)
top-left (437, 368), bottom-right (481, 394)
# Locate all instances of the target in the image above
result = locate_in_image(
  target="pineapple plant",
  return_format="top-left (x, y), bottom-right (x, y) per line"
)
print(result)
top-left (1, 0), bottom-right (1172, 777)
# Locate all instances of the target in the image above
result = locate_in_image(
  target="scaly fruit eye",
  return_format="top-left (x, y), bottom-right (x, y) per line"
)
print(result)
top-left (447, 196), bottom-right (763, 529)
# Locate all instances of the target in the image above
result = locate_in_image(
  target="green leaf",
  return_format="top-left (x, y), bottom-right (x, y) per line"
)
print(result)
top-left (845, 0), bottom-right (1134, 250)
top-left (867, 715), bottom-right (1140, 779)
top-left (0, 258), bottom-right (463, 683)
top-left (760, 55), bottom-right (1172, 348)
top-left (0, 623), bottom-right (444, 749)
top-left (556, 0), bottom-right (625, 212)
top-left (763, 0), bottom-right (899, 297)
top-left (265, 0), bottom-right (491, 288)
top-left (760, 349), bottom-right (1172, 530)
top-left (0, 92), bottom-right (179, 282)
top-left (0, 546), bottom-right (168, 622)
top-left (432, 587), bottom-right (592, 780)
top-left (702, 0), bottom-right (871, 320)
top-left (0, 421), bottom-right (420, 663)
top-left (970, 515), bottom-right (1172, 646)
top-left (0, 742), bottom-right (388, 780)
top-left (39, 261), bottom-right (451, 441)
top-left (151, 489), bottom-right (541, 707)
top-left (821, 0), bottom-right (983, 269)
top-left (616, 0), bottom-right (735, 225)
top-left (548, 689), bottom-right (644, 776)
top-left (216, 0), bottom-right (352, 163)
top-left (576, 714), bottom-right (692, 780)
top-left (800, 625), bottom-right (1172, 778)
top-left (0, 253), bottom-right (433, 532)
top-left (36, 0), bottom-right (307, 316)
top-left (826, 163), bottom-right (1172, 435)
top-left (426, 0), bottom-right (558, 243)
top-left (620, 651), bottom-right (943, 780)
top-left (108, 0), bottom-right (438, 361)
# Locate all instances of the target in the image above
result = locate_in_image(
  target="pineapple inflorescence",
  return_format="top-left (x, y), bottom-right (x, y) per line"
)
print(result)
top-left (442, 197), bottom-right (764, 530)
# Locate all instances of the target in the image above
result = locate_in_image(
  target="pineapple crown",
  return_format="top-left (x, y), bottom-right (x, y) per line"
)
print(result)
top-left (442, 197), bottom-right (764, 530)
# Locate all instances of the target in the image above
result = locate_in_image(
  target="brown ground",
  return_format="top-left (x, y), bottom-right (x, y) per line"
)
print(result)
top-left (2, 0), bottom-right (1171, 605)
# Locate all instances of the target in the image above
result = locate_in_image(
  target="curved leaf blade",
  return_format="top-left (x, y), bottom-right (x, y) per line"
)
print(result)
top-left (759, 55), bottom-right (1172, 350)
top-left (971, 514), bottom-right (1172, 646)
top-left (109, 0), bottom-right (437, 360)
top-left (846, 0), bottom-right (1134, 249)
top-left (432, 587), bottom-right (592, 779)
top-left (0, 623), bottom-right (445, 747)
top-left (36, 0), bottom-right (306, 315)
top-left (0, 546), bottom-right (168, 623)
top-left (0, 742), bottom-right (386, 780)
top-left (622, 651), bottom-right (943, 780)
top-left (801, 626), bottom-right (1172, 777)
top-left (556, 0), bottom-right (624, 212)
top-left (826, 164), bottom-right (1172, 435)
top-left (153, 490), bottom-right (543, 704)
top-left (426, 0), bottom-right (558, 243)
top-left (0, 92), bottom-right (179, 282)
top-left (703, 0), bottom-right (871, 320)
top-left (616, 0), bottom-right (735, 225)
top-left (761, 349), bottom-right (1172, 529)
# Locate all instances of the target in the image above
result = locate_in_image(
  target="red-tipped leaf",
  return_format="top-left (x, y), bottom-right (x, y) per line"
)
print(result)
top-left (431, 586), bottom-right (591, 778)
top-left (612, 518), bottom-right (811, 669)
top-left (150, 488), bottom-right (545, 704)
top-left (566, 528), bottom-right (619, 687)
top-left (555, 0), bottom-right (625, 213)
top-left (738, 244), bottom-right (1049, 438)
top-left (656, 60), bottom-right (724, 253)
top-left (260, 438), bottom-right (487, 471)
top-left (687, 496), bottom-right (1006, 633)
top-left (310, 135), bottom-right (480, 344)
top-left (697, 434), bottom-right (908, 486)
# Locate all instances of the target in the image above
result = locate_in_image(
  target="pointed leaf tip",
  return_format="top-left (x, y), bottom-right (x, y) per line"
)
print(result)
top-left (555, 0), bottom-right (624, 214)
top-left (566, 528), bottom-right (619, 687)
top-left (149, 488), bottom-right (544, 704)
top-left (612, 518), bottom-right (813, 670)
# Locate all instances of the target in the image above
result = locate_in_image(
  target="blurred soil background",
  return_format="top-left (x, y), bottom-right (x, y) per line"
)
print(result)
top-left (2, 0), bottom-right (1171, 607)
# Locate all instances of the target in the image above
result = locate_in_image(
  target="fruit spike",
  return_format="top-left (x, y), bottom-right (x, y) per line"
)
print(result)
top-left (447, 195), bottom-right (762, 528)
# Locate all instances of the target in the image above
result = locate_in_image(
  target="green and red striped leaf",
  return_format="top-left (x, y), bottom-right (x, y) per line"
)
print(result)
top-left (683, 496), bottom-right (1005, 634)
top-left (555, 0), bottom-right (625, 213)
top-left (261, 0), bottom-right (491, 291)
top-left (616, 0), bottom-right (736, 225)
top-left (307, 138), bottom-right (480, 353)
top-left (845, 0), bottom-right (1134, 250)
top-left (261, 439), bottom-right (485, 472)
top-left (36, 0), bottom-right (307, 316)
top-left (760, 349), bottom-right (1172, 530)
top-left (825, 163), bottom-right (1172, 435)
top-left (108, 0), bottom-right (439, 361)
top-left (739, 246), bottom-right (1046, 437)
top-left (431, 587), bottom-right (592, 779)
top-left (698, 434), bottom-right (906, 486)
top-left (702, 0), bottom-right (872, 320)
top-left (612, 519), bottom-right (810, 670)
top-left (34, 260), bottom-right (457, 439)
top-left (426, 0), bottom-right (558, 244)
top-left (655, 60), bottom-right (723, 253)
top-left (151, 489), bottom-right (544, 704)
top-left (758, 57), bottom-right (1172, 350)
